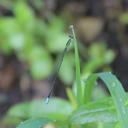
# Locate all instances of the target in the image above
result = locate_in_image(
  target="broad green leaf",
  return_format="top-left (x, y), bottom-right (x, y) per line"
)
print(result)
top-left (17, 118), bottom-right (52, 128)
top-left (30, 98), bottom-right (72, 121)
top-left (98, 72), bottom-right (128, 128)
top-left (6, 98), bottom-right (72, 124)
top-left (7, 103), bottom-right (30, 119)
top-left (70, 98), bottom-right (117, 124)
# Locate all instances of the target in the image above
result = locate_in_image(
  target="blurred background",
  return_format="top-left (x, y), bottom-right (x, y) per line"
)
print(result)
top-left (0, 0), bottom-right (128, 127)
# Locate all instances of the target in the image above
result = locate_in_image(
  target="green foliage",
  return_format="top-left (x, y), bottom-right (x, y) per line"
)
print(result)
top-left (17, 118), bottom-right (52, 128)
top-left (3, 26), bottom-right (128, 128)
top-left (98, 73), bottom-right (128, 128)
top-left (5, 73), bottom-right (128, 128)
top-left (0, 1), bottom-right (115, 85)
top-left (0, 1), bottom-right (53, 79)
top-left (82, 43), bottom-right (115, 78)
top-left (70, 72), bottom-right (128, 128)
top-left (6, 98), bottom-right (72, 121)
top-left (70, 98), bottom-right (117, 124)
top-left (3, 98), bottom-right (72, 127)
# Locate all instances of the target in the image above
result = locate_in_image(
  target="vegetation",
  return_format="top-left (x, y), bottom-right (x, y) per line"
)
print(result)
top-left (1, 1), bottom-right (128, 128)
top-left (0, 1), bottom-right (115, 85)
top-left (2, 26), bottom-right (128, 128)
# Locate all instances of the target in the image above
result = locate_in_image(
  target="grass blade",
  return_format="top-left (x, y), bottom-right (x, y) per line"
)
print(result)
top-left (98, 72), bottom-right (128, 128)
top-left (70, 25), bottom-right (82, 105)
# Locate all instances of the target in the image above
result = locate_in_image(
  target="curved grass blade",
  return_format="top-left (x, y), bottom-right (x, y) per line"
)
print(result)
top-left (98, 72), bottom-right (128, 128)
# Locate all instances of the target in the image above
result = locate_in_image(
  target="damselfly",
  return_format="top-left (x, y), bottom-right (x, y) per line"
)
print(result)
top-left (45, 27), bottom-right (74, 104)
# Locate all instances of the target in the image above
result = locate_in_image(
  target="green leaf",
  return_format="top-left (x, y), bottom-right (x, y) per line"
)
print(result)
top-left (98, 72), bottom-right (128, 128)
top-left (70, 98), bottom-right (117, 124)
top-left (70, 72), bottom-right (128, 128)
top-left (30, 98), bottom-right (72, 121)
top-left (0, 18), bottom-right (21, 54)
top-left (14, 1), bottom-right (35, 32)
top-left (7, 102), bottom-right (30, 119)
top-left (17, 118), bottom-right (52, 128)
top-left (6, 98), bottom-right (72, 124)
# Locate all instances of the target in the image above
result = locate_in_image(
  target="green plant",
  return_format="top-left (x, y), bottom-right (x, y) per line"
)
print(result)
top-left (0, 1), bottom-right (115, 86)
top-left (2, 26), bottom-right (128, 128)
